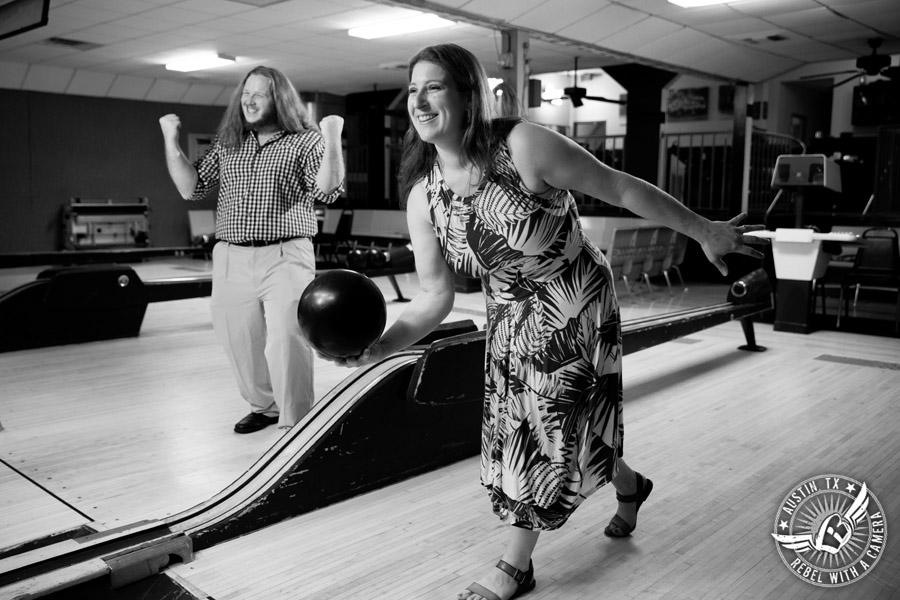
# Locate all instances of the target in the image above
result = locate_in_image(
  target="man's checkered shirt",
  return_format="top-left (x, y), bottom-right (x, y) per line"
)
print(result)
top-left (191, 129), bottom-right (342, 243)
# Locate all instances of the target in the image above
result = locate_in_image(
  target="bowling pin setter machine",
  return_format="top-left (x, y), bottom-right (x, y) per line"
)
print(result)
top-left (765, 153), bottom-right (842, 229)
top-left (758, 154), bottom-right (859, 333)
top-left (0, 270), bottom-right (772, 600)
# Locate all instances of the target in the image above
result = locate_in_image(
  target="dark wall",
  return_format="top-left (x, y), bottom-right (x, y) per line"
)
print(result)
top-left (0, 89), bottom-right (223, 253)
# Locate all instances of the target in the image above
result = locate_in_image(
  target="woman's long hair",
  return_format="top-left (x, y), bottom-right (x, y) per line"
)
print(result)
top-left (217, 66), bottom-right (316, 149)
top-left (397, 44), bottom-right (498, 206)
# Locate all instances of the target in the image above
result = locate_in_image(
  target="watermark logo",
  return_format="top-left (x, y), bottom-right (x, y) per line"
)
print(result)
top-left (772, 474), bottom-right (886, 587)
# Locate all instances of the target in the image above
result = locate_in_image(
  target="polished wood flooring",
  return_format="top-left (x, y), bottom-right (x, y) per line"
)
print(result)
top-left (1, 258), bottom-right (899, 599)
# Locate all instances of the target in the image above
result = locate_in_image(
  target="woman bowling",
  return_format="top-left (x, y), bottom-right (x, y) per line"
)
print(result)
top-left (323, 43), bottom-right (766, 600)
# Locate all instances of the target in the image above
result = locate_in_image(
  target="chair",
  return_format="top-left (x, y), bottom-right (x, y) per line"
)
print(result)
top-left (631, 227), bottom-right (657, 294)
top-left (661, 232), bottom-right (688, 293)
top-left (605, 228), bottom-right (638, 295)
top-left (836, 227), bottom-right (900, 333)
top-left (643, 227), bottom-right (677, 295)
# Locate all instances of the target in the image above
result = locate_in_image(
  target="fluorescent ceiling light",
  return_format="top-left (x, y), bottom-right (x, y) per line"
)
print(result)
top-left (166, 53), bottom-right (235, 72)
top-left (668, 0), bottom-right (761, 6)
top-left (348, 12), bottom-right (455, 39)
top-left (668, 0), bottom-right (726, 6)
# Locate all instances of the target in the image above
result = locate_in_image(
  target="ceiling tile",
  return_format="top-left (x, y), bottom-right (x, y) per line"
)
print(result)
top-left (174, 0), bottom-right (250, 15)
top-left (728, 0), bottom-right (821, 18)
top-left (107, 74), bottom-right (155, 99)
top-left (557, 4), bottom-right (648, 45)
top-left (138, 5), bottom-right (219, 25)
top-left (597, 17), bottom-right (682, 53)
top-left (0, 61), bottom-right (28, 89)
top-left (637, 28), bottom-right (712, 63)
top-left (144, 78), bottom-right (190, 102)
top-left (66, 69), bottom-right (116, 96)
top-left (694, 16), bottom-right (781, 38)
top-left (22, 64), bottom-right (75, 93)
top-left (511, 0), bottom-right (610, 33)
top-left (181, 82), bottom-right (227, 104)
top-left (214, 87), bottom-right (232, 104)
top-left (662, 4), bottom-right (751, 27)
top-left (66, 22), bottom-right (151, 45)
top-left (74, 0), bottom-right (161, 12)
top-left (456, 0), bottom-right (546, 22)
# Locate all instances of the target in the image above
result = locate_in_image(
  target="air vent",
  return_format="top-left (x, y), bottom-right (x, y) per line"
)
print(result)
top-left (44, 37), bottom-right (103, 51)
top-left (737, 31), bottom-right (789, 45)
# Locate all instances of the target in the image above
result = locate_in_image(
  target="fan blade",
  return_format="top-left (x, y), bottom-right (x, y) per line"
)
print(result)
top-left (882, 66), bottom-right (900, 80)
top-left (584, 95), bottom-right (627, 105)
top-left (800, 70), bottom-right (857, 80)
top-left (832, 73), bottom-right (862, 88)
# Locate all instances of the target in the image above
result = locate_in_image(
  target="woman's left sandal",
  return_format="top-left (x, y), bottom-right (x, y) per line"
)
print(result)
top-left (604, 471), bottom-right (653, 538)
top-left (463, 559), bottom-right (536, 600)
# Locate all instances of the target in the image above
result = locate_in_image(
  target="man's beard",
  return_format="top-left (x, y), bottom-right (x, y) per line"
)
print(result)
top-left (244, 105), bottom-right (277, 131)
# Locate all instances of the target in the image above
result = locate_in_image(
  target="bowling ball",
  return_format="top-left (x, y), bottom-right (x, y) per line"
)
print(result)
top-left (346, 248), bottom-right (368, 270)
top-left (366, 247), bottom-right (387, 269)
top-left (387, 245), bottom-right (414, 270)
top-left (297, 269), bottom-right (387, 359)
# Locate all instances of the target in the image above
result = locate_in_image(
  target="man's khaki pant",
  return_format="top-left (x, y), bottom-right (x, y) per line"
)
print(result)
top-left (211, 238), bottom-right (315, 428)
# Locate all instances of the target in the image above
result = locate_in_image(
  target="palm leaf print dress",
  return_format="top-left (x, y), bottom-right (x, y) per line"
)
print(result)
top-left (424, 122), bottom-right (624, 531)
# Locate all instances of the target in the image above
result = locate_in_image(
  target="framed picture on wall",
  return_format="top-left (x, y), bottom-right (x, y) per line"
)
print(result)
top-left (666, 87), bottom-right (709, 119)
top-left (188, 133), bottom-right (215, 162)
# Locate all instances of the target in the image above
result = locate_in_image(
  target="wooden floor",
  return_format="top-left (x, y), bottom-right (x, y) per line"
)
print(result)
top-left (1, 258), bottom-right (899, 599)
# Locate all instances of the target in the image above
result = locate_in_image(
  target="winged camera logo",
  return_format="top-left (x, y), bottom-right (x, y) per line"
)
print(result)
top-left (772, 474), bottom-right (887, 587)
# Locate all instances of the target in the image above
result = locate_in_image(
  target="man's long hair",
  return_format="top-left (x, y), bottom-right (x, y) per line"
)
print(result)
top-left (217, 66), bottom-right (316, 150)
top-left (397, 44), bottom-right (497, 206)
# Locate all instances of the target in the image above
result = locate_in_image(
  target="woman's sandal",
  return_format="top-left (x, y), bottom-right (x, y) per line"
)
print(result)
top-left (463, 559), bottom-right (536, 600)
top-left (604, 471), bottom-right (653, 538)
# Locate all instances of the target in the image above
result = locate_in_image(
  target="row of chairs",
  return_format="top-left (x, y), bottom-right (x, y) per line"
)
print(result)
top-left (815, 227), bottom-right (900, 333)
top-left (605, 226), bottom-right (688, 296)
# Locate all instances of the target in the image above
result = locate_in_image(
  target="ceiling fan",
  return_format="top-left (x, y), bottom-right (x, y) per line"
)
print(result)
top-left (562, 57), bottom-right (626, 107)
top-left (801, 37), bottom-right (900, 88)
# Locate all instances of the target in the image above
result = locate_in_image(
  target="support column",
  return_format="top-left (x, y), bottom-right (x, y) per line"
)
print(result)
top-left (732, 82), bottom-right (751, 215)
top-left (602, 64), bottom-right (677, 184)
top-left (500, 29), bottom-right (529, 111)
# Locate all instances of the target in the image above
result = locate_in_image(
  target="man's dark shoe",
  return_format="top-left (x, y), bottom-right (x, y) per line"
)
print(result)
top-left (234, 412), bottom-right (278, 434)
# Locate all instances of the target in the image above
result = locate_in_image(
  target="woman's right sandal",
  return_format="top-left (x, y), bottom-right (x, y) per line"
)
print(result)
top-left (463, 559), bottom-right (536, 600)
top-left (604, 471), bottom-right (653, 538)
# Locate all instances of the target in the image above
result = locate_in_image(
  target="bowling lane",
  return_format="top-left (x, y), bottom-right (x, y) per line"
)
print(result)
top-left (0, 256), bottom-right (213, 295)
top-left (166, 321), bottom-right (900, 599)
top-left (0, 462), bottom-right (90, 551)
